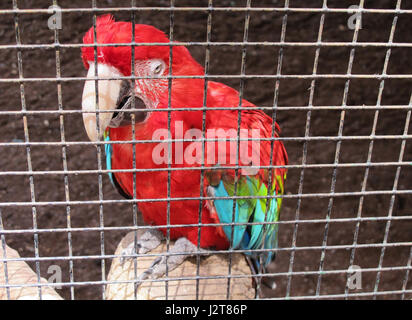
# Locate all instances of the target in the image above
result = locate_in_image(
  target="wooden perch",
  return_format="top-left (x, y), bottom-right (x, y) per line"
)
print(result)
top-left (1, 233), bottom-right (256, 300)
top-left (106, 231), bottom-right (256, 300)
top-left (0, 243), bottom-right (62, 300)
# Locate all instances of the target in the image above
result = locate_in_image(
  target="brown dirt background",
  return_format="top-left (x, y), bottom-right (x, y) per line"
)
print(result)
top-left (0, 0), bottom-right (411, 299)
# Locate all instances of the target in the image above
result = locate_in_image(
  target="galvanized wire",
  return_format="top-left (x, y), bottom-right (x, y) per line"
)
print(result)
top-left (195, 0), bottom-right (213, 300)
top-left (0, 1), bottom-right (411, 300)
top-left (374, 93), bottom-right (412, 298)
top-left (0, 210), bottom-right (11, 300)
top-left (316, 0), bottom-right (365, 297)
top-left (346, 0), bottom-right (403, 299)
top-left (164, 0), bottom-right (175, 299)
top-left (11, 0), bottom-right (42, 300)
top-left (91, 0), bottom-right (107, 300)
top-left (226, 0), bottom-right (251, 300)
top-left (129, 0), bottom-right (139, 300)
top-left (0, 7), bottom-right (411, 15)
top-left (287, 0), bottom-right (327, 298)
top-left (1, 189), bottom-right (412, 207)
top-left (257, 0), bottom-right (289, 299)
top-left (51, 0), bottom-right (74, 300)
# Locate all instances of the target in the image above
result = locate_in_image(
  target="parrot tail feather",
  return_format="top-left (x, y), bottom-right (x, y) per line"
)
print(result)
top-left (208, 174), bottom-right (284, 269)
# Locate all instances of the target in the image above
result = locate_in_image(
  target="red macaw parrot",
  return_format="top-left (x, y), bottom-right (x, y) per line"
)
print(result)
top-left (81, 15), bottom-right (288, 286)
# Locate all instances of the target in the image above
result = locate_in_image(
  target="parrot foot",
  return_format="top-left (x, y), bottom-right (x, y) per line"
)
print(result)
top-left (135, 237), bottom-right (204, 288)
top-left (120, 229), bottom-right (164, 266)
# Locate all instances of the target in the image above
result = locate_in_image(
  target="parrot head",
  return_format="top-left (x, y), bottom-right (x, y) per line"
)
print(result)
top-left (81, 14), bottom-right (204, 141)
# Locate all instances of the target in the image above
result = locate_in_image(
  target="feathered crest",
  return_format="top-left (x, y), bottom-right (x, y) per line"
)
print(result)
top-left (81, 15), bottom-right (203, 76)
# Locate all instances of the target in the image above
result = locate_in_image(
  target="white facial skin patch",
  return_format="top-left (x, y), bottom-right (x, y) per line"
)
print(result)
top-left (82, 60), bottom-right (168, 141)
top-left (134, 59), bottom-right (168, 109)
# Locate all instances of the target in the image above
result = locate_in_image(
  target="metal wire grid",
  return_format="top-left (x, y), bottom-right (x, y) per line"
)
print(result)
top-left (0, 0), bottom-right (411, 300)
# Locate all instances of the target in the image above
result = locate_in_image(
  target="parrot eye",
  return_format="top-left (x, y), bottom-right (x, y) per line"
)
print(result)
top-left (154, 65), bottom-right (162, 74)
top-left (151, 59), bottom-right (165, 76)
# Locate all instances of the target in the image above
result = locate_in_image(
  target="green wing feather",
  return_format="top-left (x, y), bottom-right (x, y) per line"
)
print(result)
top-left (211, 172), bottom-right (286, 266)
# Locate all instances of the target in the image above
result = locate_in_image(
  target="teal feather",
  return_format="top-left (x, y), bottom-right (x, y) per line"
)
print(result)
top-left (213, 181), bottom-right (247, 249)
top-left (212, 176), bottom-right (280, 267)
top-left (104, 132), bottom-right (114, 185)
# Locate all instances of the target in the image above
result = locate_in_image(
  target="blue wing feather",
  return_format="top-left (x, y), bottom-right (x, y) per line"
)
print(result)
top-left (104, 131), bottom-right (114, 185)
top-left (213, 181), bottom-right (247, 249)
top-left (212, 176), bottom-right (280, 267)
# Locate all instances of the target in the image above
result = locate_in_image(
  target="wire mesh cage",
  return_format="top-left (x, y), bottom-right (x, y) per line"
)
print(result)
top-left (0, 0), bottom-right (411, 300)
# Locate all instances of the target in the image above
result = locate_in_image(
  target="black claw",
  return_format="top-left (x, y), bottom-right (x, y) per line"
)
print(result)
top-left (151, 256), bottom-right (162, 267)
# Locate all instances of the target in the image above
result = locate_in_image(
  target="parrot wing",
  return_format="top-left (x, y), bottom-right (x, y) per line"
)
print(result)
top-left (206, 170), bottom-right (286, 268)
top-left (204, 81), bottom-right (288, 268)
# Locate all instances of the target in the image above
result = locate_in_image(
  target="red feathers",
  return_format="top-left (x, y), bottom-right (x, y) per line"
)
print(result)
top-left (81, 16), bottom-right (288, 249)
top-left (82, 14), bottom-right (202, 77)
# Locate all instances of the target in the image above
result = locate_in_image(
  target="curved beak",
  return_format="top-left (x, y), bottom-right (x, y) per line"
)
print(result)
top-left (82, 63), bottom-right (123, 141)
